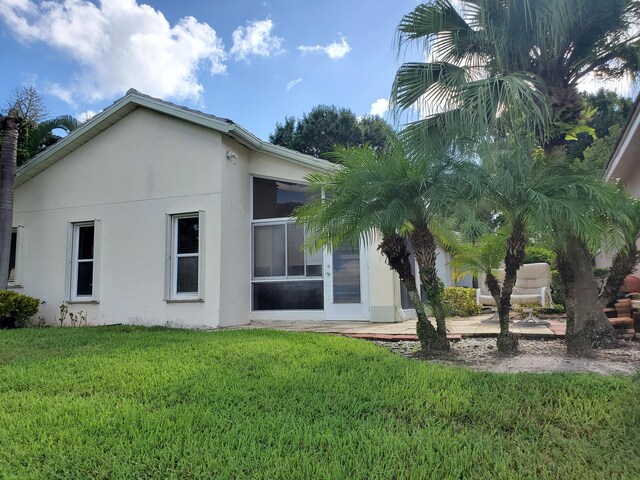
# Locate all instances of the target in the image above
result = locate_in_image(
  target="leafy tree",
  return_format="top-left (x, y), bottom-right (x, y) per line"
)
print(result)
top-left (0, 88), bottom-right (81, 290)
top-left (269, 116), bottom-right (296, 151)
top-left (566, 90), bottom-right (633, 161)
top-left (359, 115), bottom-right (396, 152)
top-left (4, 87), bottom-right (48, 166)
top-left (22, 115), bottom-right (82, 165)
top-left (269, 106), bottom-right (396, 158)
top-left (581, 124), bottom-right (622, 171)
top-left (391, 0), bottom-right (640, 355)
top-left (1, 87), bottom-right (81, 166)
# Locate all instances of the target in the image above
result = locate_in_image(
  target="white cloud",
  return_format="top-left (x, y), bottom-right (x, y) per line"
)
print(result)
top-left (286, 78), bottom-right (303, 91)
top-left (370, 98), bottom-right (389, 116)
top-left (76, 110), bottom-right (97, 123)
top-left (0, 0), bottom-right (227, 104)
top-left (47, 83), bottom-right (75, 106)
top-left (298, 35), bottom-right (351, 60)
top-left (230, 19), bottom-right (283, 62)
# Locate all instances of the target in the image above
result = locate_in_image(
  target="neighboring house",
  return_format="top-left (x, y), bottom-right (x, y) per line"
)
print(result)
top-left (604, 94), bottom-right (640, 195)
top-left (600, 94), bottom-right (640, 272)
top-left (9, 89), bottom-right (460, 328)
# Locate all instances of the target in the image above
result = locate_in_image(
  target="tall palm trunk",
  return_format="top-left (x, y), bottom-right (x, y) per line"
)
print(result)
top-left (0, 116), bottom-right (18, 290)
top-left (485, 272), bottom-right (501, 306)
top-left (409, 224), bottom-right (450, 351)
top-left (562, 236), bottom-right (618, 355)
top-left (378, 232), bottom-right (442, 351)
top-left (497, 223), bottom-right (525, 352)
top-left (546, 103), bottom-right (620, 353)
top-left (556, 249), bottom-right (577, 342)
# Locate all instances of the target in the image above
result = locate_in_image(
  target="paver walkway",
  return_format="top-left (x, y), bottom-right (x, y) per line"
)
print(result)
top-left (246, 313), bottom-right (566, 341)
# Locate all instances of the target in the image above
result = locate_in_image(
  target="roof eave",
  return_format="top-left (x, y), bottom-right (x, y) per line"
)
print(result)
top-left (604, 93), bottom-right (640, 181)
top-left (15, 90), bottom-right (333, 186)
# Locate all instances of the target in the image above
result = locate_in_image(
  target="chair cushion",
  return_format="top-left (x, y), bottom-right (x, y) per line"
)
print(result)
top-left (478, 294), bottom-right (497, 306)
top-left (511, 294), bottom-right (543, 304)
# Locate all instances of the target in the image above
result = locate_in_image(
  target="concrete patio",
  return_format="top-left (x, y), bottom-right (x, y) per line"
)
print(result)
top-left (245, 313), bottom-right (567, 341)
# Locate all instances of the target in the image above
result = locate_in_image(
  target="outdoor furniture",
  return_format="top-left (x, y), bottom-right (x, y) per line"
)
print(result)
top-left (476, 263), bottom-right (553, 325)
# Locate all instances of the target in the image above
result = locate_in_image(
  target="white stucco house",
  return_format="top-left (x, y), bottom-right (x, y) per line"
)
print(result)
top-left (604, 95), bottom-right (640, 194)
top-left (8, 89), bottom-right (460, 328)
top-left (599, 94), bottom-right (640, 273)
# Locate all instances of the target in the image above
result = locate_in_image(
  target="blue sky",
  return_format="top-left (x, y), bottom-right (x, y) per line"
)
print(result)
top-left (0, 0), bottom-right (422, 140)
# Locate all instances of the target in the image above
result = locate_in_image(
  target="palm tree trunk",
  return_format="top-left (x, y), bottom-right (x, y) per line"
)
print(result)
top-left (378, 232), bottom-right (442, 351)
top-left (409, 224), bottom-right (449, 351)
top-left (485, 272), bottom-right (501, 305)
top-left (599, 242), bottom-right (639, 307)
top-left (496, 224), bottom-right (525, 352)
top-left (556, 249), bottom-right (577, 342)
top-left (563, 236), bottom-right (618, 355)
top-left (0, 116), bottom-right (19, 290)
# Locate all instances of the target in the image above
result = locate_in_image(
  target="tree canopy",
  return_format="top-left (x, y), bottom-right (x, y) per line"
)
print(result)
top-left (566, 89), bottom-right (633, 161)
top-left (269, 105), bottom-right (396, 159)
top-left (391, 0), bottom-right (640, 355)
top-left (1, 87), bottom-right (81, 166)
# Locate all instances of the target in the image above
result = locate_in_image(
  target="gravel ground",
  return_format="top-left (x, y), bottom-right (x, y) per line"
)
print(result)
top-left (374, 338), bottom-right (640, 375)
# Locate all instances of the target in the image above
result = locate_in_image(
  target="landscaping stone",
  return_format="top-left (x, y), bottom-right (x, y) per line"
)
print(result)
top-left (373, 338), bottom-right (640, 375)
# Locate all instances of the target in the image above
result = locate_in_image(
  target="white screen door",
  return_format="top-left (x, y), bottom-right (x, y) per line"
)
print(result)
top-left (324, 242), bottom-right (369, 321)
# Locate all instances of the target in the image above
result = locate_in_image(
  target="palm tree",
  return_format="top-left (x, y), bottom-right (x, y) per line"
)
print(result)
top-left (295, 142), bottom-right (477, 351)
top-left (0, 114), bottom-right (19, 290)
top-left (599, 199), bottom-right (640, 306)
top-left (456, 138), bottom-right (626, 351)
top-left (450, 232), bottom-right (506, 308)
top-left (294, 145), bottom-right (441, 350)
top-left (391, 0), bottom-right (640, 355)
top-left (17, 114), bottom-right (82, 166)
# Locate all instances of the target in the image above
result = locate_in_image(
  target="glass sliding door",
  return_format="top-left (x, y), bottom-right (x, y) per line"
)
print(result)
top-left (251, 177), bottom-right (323, 311)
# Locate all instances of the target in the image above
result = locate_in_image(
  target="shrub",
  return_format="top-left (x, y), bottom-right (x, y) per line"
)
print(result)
top-left (0, 291), bottom-right (40, 328)
top-left (513, 302), bottom-right (565, 314)
top-left (442, 287), bottom-right (481, 317)
top-left (538, 304), bottom-right (565, 314)
top-left (551, 270), bottom-right (564, 306)
top-left (523, 246), bottom-right (556, 267)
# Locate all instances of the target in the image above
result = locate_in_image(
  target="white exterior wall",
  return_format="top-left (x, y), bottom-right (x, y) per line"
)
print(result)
top-left (368, 237), bottom-right (402, 323)
top-left (246, 154), bottom-right (402, 323)
top-left (597, 142), bottom-right (640, 273)
top-left (217, 139), bottom-right (252, 327)
top-left (12, 101), bottom-right (438, 327)
top-left (13, 109), bottom-right (224, 328)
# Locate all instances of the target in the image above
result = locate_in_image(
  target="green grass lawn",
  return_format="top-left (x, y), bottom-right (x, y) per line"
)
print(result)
top-left (0, 327), bottom-right (638, 479)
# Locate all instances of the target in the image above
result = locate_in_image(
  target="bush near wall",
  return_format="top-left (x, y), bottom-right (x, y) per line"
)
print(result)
top-left (550, 270), bottom-right (564, 306)
top-left (442, 287), bottom-right (482, 317)
top-left (523, 246), bottom-right (556, 267)
top-left (0, 291), bottom-right (40, 328)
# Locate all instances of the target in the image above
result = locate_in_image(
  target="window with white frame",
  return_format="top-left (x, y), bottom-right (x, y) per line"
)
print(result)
top-left (68, 221), bottom-right (99, 301)
top-left (251, 177), bottom-right (323, 310)
top-left (166, 212), bottom-right (204, 301)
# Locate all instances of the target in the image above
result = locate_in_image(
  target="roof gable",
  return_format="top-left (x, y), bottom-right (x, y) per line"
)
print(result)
top-left (604, 94), bottom-right (640, 181)
top-left (16, 89), bottom-right (334, 188)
